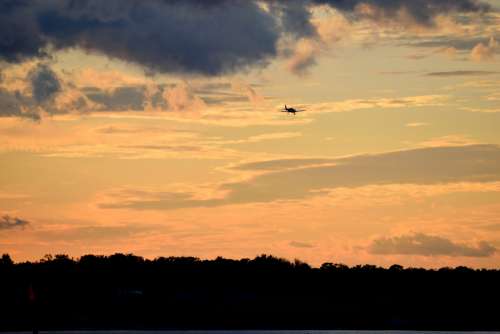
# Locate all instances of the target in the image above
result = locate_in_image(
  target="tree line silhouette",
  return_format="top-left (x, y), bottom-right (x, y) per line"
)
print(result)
top-left (1, 253), bottom-right (499, 331)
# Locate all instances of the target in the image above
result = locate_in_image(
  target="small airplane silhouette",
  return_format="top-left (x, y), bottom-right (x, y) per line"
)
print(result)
top-left (281, 105), bottom-right (305, 115)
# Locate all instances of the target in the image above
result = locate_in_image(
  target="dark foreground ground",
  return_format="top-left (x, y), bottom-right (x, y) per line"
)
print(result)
top-left (1, 253), bottom-right (499, 331)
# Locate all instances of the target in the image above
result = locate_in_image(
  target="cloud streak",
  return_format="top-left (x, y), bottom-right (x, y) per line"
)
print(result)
top-left (101, 144), bottom-right (500, 210)
top-left (426, 70), bottom-right (499, 77)
top-left (290, 241), bottom-right (314, 248)
top-left (0, 215), bottom-right (30, 230)
top-left (368, 233), bottom-right (496, 257)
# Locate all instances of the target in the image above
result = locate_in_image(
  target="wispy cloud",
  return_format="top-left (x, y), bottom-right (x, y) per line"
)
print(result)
top-left (405, 122), bottom-right (429, 127)
top-left (305, 95), bottom-right (448, 113)
top-left (37, 224), bottom-right (159, 242)
top-left (290, 241), bottom-right (314, 248)
top-left (100, 144), bottom-right (500, 210)
top-left (426, 70), bottom-right (499, 77)
top-left (417, 135), bottom-right (479, 147)
top-left (471, 37), bottom-right (499, 61)
top-left (0, 215), bottom-right (30, 230)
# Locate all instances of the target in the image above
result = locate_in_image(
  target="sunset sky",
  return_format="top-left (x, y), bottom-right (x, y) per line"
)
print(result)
top-left (1, 0), bottom-right (500, 268)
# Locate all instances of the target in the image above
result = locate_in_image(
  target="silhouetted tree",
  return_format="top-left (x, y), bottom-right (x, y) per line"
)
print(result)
top-left (0, 253), bottom-right (13, 266)
top-left (0, 252), bottom-right (498, 331)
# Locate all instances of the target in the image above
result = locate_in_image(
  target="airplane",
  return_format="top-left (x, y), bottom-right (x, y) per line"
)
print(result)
top-left (281, 105), bottom-right (305, 115)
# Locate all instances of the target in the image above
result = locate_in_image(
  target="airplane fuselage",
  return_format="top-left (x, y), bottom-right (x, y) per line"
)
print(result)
top-left (284, 105), bottom-right (297, 114)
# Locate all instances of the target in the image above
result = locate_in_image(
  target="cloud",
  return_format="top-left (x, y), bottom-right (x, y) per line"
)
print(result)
top-left (0, 0), bottom-right (280, 76)
top-left (85, 86), bottom-right (145, 111)
top-left (405, 122), bottom-right (428, 127)
top-left (241, 132), bottom-right (302, 143)
top-left (289, 241), bottom-right (314, 248)
top-left (208, 132), bottom-right (303, 146)
top-left (279, 8), bottom-right (351, 76)
top-left (235, 158), bottom-right (336, 171)
top-left (0, 88), bottom-right (40, 120)
top-left (52, 85), bottom-right (100, 113)
top-left (72, 68), bottom-right (149, 90)
top-left (405, 47), bottom-right (459, 61)
top-left (231, 81), bottom-right (264, 106)
top-left (0, 0), bottom-right (492, 76)
top-left (426, 70), bottom-right (498, 76)
top-left (312, 0), bottom-right (491, 27)
top-left (93, 125), bottom-right (172, 135)
top-left (307, 95), bottom-right (448, 113)
top-left (481, 223), bottom-right (500, 231)
top-left (409, 35), bottom-right (500, 52)
top-left (78, 83), bottom-right (208, 113)
top-left (28, 64), bottom-right (61, 103)
top-left (0, 63), bottom-right (101, 119)
top-left (471, 36), bottom-right (499, 61)
top-left (119, 144), bottom-right (203, 153)
top-left (417, 135), bottom-right (479, 147)
top-left (38, 224), bottom-right (157, 241)
top-left (101, 144), bottom-right (500, 210)
top-left (268, 0), bottom-right (317, 39)
top-left (0, 215), bottom-right (30, 230)
top-left (368, 233), bottom-right (496, 257)
top-left (464, 107), bottom-right (500, 113)
top-left (162, 83), bottom-right (206, 113)
top-left (0, 66), bottom-right (234, 117)
top-left (285, 38), bottom-right (321, 76)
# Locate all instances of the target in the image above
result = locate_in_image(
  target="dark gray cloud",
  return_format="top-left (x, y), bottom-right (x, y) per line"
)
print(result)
top-left (368, 233), bottom-right (496, 257)
top-left (0, 63), bottom-right (62, 120)
top-left (29, 64), bottom-right (61, 103)
top-left (0, 89), bottom-right (26, 117)
top-left (0, 89), bottom-right (40, 121)
top-left (0, 0), bottom-right (280, 76)
top-left (83, 81), bottom-right (259, 110)
top-left (84, 86), bottom-right (145, 111)
top-left (101, 144), bottom-right (500, 210)
top-left (268, 0), bottom-right (317, 38)
top-left (0, 73), bottom-right (263, 118)
top-left (0, 215), bottom-right (30, 230)
top-left (1, 0), bottom-right (491, 118)
top-left (0, 0), bottom-right (492, 76)
top-left (427, 70), bottom-right (499, 77)
top-left (0, 80), bottom-right (225, 117)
